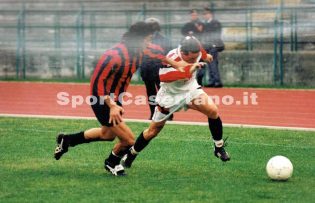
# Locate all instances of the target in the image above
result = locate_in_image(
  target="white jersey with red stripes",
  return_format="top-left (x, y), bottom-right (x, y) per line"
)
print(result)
top-left (155, 47), bottom-right (204, 108)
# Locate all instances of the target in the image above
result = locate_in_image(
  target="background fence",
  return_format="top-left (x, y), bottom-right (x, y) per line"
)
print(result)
top-left (0, 0), bottom-right (314, 86)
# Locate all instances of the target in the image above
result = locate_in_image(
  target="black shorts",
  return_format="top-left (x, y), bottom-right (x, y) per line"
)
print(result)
top-left (90, 96), bottom-right (122, 127)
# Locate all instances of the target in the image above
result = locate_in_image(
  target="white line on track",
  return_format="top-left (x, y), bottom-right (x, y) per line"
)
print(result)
top-left (1, 113), bottom-right (315, 132)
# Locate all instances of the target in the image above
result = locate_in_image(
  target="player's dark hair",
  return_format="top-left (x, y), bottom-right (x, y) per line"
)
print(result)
top-left (145, 17), bottom-right (161, 32)
top-left (147, 21), bottom-right (160, 32)
top-left (180, 36), bottom-right (201, 55)
top-left (122, 21), bottom-right (154, 55)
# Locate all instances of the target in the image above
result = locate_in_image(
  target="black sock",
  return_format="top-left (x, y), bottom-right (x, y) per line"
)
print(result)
top-left (133, 132), bottom-right (151, 153)
top-left (116, 146), bottom-right (132, 158)
top-left (208, 117), bottom-right (223, 141)
top-left (106, 151), bottom-right (121, 166)
top-left (66, 131), bottom-right (98, 147)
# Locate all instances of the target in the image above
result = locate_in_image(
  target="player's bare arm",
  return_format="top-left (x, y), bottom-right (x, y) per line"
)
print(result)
top-left (164, 57), bottom-right (189, 72)
top-left (205, 54), bottom-right (213, 63)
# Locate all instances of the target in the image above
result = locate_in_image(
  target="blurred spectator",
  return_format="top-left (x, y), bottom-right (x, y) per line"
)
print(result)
top-left (181, 9), bottom-right (204, 40)
top-left (197, 7), bottom-right (224, 87)
top-left (141, 17), bottom-right (172, 120)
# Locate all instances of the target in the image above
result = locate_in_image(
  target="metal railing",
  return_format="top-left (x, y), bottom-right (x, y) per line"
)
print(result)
top-left (0, 2), bottom-right (314, 84)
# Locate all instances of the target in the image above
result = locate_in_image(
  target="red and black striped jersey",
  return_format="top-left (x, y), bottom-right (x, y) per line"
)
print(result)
top-left (90, 42), bottom-right (165, 100)
top-left (143, 43), bottom-right (165, 62)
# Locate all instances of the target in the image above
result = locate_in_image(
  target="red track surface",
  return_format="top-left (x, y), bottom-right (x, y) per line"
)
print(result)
top-left (1, 82), bottom-right (315, 129)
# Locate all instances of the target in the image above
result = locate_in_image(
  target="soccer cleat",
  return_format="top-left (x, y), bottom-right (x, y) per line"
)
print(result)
top-left (104, 159), bottom-right (126, 176)
top-left (214, 146), bottom-right (230, 162)
top-left (54, 134), bottom-right (69, 160)
top-left (121, 151), bottom-right (137, 168)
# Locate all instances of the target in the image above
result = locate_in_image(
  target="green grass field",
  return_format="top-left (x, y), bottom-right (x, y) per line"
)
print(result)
top-left (1, 117), bottom-right (315, 202)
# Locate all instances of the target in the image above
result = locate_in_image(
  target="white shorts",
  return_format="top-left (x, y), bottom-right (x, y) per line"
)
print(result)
top-left (152, 88), bottom-right (205, 122)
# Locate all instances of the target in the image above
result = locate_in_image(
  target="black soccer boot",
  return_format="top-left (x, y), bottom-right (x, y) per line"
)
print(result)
top-left (213, 137), bottom-right (230, 162)
top-left (104, 159), bottom-right (126, 176)
top-left (121, 150), bottom-right (138, 168)
top-left (54, 134), bottom-right (70, 160)
top-left (214, 146), bottom-right (230, 162)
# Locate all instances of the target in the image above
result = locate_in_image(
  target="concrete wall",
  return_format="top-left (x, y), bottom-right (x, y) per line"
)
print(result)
top-left (0, 48), bottom-right (99, 79)
top-left (1, 48), bottom-right (314, 87)
top-left (220, 51), bottom-right (314, 86)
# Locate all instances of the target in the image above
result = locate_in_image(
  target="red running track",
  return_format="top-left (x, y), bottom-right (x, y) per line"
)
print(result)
top-left (0, 81), bottom-right (315, 129)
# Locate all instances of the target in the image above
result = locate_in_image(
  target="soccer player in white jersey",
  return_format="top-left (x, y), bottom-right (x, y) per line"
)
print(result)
top-left (122, 36), bottom-right (230, 169)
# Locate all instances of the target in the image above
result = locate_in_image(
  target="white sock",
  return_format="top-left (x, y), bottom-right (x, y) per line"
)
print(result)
top-left (130, 146), bottom-right (139, 155)
top-left (214, 139), bottom-right (224, 148)
top-left (112, 151), bottom-right (120, 157)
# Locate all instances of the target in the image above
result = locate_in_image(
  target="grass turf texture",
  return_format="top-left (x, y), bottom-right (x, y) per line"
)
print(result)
top-left (0, 117), bottom-right (315, 202)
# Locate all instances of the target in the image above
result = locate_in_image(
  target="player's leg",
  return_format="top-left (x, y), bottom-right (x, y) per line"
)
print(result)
top-left (87, 101), bottom-right (136, 176)
top-left (54, 98), bottom-right (135, 175)
top-left (154, 79), bottom-right (173, 120)
top-left (85, 127), bottom-right (116, 141)
top-left (56, 121), bottom-right (135, 176)
top-left (208, 50), bottom-right (222, 87)
top-left (122, 107), bottom-right (167, 168)
top-left (54, 99), bottom-right (118, 160)
top-left (54, 126), bottom-right (115, 160)
top-left (144, 79), bottom-right (158, 119)
top-left (122, 121), bottom-right (166, 168)
top-left (103, 122), bottom-right (135, 176)
top-left (188, 93), bottom-right (230, 161)
top-left (197, 67), bottom-right (205, 86)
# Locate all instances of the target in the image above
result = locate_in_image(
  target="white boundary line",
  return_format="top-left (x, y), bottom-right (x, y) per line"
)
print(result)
top-left (1, 113), bottom-right (315, 132)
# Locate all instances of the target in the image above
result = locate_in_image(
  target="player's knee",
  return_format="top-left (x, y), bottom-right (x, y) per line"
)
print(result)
top-left (123, 134), bottom-right (135, 146)
top-left (98, 128), bottom-right (112, 140)
top-left (147, 127), bottom-right (160, 139)
top-left (100, 129), bottom-right (116, 141)
top-left (207, 105), bottom-right (219, 119)
top-left (102, 134), bottom-right (116, 141)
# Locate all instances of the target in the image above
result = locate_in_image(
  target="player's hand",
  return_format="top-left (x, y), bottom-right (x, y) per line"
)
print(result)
top-left (204, 54), bottom-right (213, 63)
top-left (109, 105), bottom-right (124, 126)
top-left (189, 62), bottom-right (206, 73)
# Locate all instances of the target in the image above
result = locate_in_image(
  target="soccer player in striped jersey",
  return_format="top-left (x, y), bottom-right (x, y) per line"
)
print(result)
top-left (122, 36), bottom-right (230, 169)
top-left (54, 22), bottom-right (188, 176)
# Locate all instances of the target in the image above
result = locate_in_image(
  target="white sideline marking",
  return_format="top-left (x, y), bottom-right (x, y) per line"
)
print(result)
top-left (1, 113), bottom-right (315, 132)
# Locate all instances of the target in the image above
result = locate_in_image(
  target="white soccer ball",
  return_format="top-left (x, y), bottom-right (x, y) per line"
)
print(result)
top-left (266, 155), bottom-right (293, 181)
